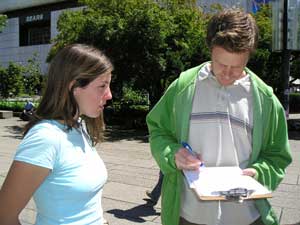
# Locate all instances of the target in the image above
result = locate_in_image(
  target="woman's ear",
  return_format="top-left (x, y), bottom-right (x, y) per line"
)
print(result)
top-left (69, 80), bottom-right (76, 92)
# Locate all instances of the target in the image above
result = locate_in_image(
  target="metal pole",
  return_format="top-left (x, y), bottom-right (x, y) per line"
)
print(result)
top-left (281, 0), bottom-right (291, 119)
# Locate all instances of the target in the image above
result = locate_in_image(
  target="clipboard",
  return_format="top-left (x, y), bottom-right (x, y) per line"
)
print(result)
top-left (183, 166), bottom-right (272, 201)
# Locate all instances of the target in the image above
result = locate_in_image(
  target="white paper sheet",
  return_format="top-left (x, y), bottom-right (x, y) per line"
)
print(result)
top-left (183, 166), bottom-right (272, 200)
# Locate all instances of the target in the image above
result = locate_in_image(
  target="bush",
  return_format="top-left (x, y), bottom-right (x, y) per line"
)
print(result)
top-left (0, 99), bottom-right (39, 112)
top-left (104, 99), bottom-right (149, 129)
top-left (0, 14), bottom-right (6, 32)
top-left (101, 85), bottom-right (149, 128)
top-left (121, 86), bottom-right (149, 106)
top-left (0, 55), bottom-right (44, 98)
top-left (24, 54), bottom-right (45, 95)
top-left (0, 100), bottom-right (25, 112)
top-left (0, 62), bottom-right (24, 98)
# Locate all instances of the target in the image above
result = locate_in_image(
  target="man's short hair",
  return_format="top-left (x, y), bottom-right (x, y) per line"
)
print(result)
top-left (206, 8), bottom-right (258, 53)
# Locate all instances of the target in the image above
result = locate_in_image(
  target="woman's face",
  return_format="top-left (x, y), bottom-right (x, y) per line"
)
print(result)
top-left (73, 72), bottom-right (112, 118)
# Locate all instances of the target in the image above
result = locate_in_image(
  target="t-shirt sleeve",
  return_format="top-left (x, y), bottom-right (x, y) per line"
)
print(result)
top-left (14, 123), bottom-right (59, 170)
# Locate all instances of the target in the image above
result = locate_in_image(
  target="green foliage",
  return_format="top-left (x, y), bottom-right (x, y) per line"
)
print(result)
top-left (249, 5), bottom-right (300, 100)
top-left (0, 62), bottom-right (25, 97)
top-left (47, 10), bottom-right (87, 61)
top-left (121, 85), bottom-right (149, 106)
top-left (0, 66), bottom-right (7, 96)
top-left (0, 99), bottom-right (40, 112)
top-left (49, 1), bottom-right (298, 108)
top-left (0, 55), bottom-right (44, 98)
top-left (290, 56), bottom-right (300, 81)
top-left (24, 53), bottom-right (45, 95)
top-left (50, 0), bottom-right (209, 106)
top-left (249, 5), bottom-right (294, 99)
top-left (0, 100), bottom-right (27, 111)
top-left (249, 5), bottom-right (275, 87)
top-left (0, 14), bottom-right (7, 32)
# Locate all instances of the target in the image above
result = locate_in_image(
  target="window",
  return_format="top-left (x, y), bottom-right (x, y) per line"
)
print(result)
top-left (19, 13), bottom-right (50, 46)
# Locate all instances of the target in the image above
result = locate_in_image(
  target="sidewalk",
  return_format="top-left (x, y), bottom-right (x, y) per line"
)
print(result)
top-left (0, 116), bottom-right (299, 225)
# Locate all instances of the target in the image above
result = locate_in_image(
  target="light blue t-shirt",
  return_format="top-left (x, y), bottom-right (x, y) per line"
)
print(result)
top-left (14, 120), bottom-right (107, 225)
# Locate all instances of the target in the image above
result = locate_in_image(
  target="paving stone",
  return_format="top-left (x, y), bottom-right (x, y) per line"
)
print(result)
top-left (106, 163), bottom-right (160, 177)
top-left (271, 206), bottom-right (282, 223)
top-left (19, 207), bottom-right (36, 225)
top-left (270, 193), bottom-right (300, 209)
top-left (272, 190), bottom-right (300, 200)
top-left (286, 165), bottom-right (300, 175)
top-left (103, 182), bottom-right (156, 206)
top-left (108, 171), bottom-right (159, 188)
top-left (290, 154), bottom-right (300, 167)
top-left (101, 154), bottom-right (156, 169)
top-left (281, 173), bottom-right (300, 185)
top-left (277, 183), bottom-right (300, 193)
top-left (280, 208), bottom-right (300, 225)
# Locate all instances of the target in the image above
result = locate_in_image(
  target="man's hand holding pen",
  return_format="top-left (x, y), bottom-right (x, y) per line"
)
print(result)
top-left (175, 142), bottom-right (204, 171)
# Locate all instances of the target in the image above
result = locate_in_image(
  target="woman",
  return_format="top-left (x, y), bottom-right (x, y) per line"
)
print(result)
top-left (0, 44), bottom-right (113, 225)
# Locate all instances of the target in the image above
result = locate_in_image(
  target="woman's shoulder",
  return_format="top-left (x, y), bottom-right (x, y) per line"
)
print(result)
top-left (24, 120), bottom-right (65, 144)
top-left (30, 120), bottom-right (65, 133)
top-left (15, 120), bottom-right (64, 169)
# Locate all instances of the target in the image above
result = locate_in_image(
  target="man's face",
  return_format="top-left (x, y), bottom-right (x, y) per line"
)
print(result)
top-left (211, 46), bottom-right (250, 86)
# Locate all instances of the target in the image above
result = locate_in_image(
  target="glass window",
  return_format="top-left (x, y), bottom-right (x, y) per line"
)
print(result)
top-left (19, 13), bottom-right (50, 46)
top-left (27, 26), bottom-right (50, 45)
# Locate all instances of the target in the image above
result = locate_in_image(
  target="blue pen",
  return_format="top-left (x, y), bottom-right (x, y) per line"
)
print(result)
top-left (181, 141), bottom-right (205, 167)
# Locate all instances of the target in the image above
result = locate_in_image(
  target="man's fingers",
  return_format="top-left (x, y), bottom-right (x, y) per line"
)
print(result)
top-left (175, 148), bottom-right (201, 170)
top-left (242, 168), bottom-right (257, 177)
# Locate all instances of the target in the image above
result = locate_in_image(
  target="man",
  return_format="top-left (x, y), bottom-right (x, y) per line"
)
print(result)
top-left (146, 8), bottom-right (292, 225)
top-left (24, 100), bottom-right (35, 112)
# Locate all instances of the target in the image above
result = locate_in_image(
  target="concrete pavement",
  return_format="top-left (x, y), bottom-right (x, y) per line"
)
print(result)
top-left (0, 115), bottom-right (299, 225)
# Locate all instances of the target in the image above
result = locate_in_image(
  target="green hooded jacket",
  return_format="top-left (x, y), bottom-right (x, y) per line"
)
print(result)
top-left (146, 63), bottom-right (292, 225)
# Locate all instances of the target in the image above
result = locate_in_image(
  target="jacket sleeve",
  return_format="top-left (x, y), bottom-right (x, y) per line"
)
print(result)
top-left (146, 80), bottom-right (182, 175)
top-left (251, 96), bottom-right (292, 191)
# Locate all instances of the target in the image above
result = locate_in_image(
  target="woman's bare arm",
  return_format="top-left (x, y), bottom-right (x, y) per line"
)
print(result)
top-left (0, 161), bottom-right (50, 225)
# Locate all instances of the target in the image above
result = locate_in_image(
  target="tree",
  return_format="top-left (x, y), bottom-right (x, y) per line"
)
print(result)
top-left (0, 65), bottom-right (7, 97)
top-left (0, 58), bottom-right (44, 98)
top-left (50, 1), bottom-right (295, 106)
top-left (0, 62), bottom-right (24, 98)
top-left (0, 14), bottom-right (7, 32)
top-left (24, 53), bottom-right (44, 95)
top-left (249, 5), bottom-right (276, 86)
top-left (251, 5), bottom-right (300, 98)
top-left (50, 0), bottom-right (209, 106)
top-left (290, 54), bottom-right (300, 81)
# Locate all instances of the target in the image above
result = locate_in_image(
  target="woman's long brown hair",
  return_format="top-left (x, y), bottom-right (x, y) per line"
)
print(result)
top-left (24, 44), bottom-right (113, 146)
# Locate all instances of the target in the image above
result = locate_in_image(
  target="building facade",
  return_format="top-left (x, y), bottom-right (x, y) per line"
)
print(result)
top-left (0, 0), bottom-right (79, 73)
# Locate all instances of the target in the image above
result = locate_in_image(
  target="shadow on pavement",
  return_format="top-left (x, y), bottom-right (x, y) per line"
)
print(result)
top-left (104, 126), bottom-right (149, 143)
top-left (3, 122), bottom-right (150, 142)
top-left (4, 123), bottom-right (24, 140)
top-left (288, 119), bottom-right (300, 140)
top-left (289, 130), bottom-right (300, 140)
top-left (106, 202), bottom-right (160, 223)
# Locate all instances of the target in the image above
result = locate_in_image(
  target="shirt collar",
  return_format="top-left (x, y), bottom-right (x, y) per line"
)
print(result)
top-left (197, 63), bottom-right (212, 81)
top-left (197, 62), bottom-right (251, 92)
